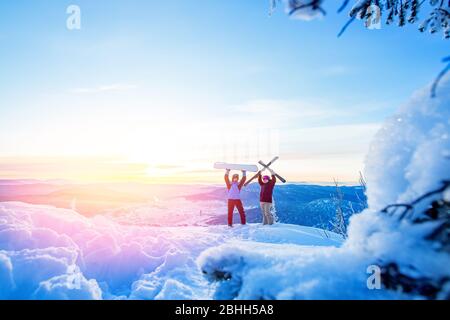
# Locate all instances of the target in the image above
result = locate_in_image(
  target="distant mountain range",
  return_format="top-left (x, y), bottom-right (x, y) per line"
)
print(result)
top-left (0, 180), bottom-right (367, 231)
top-left (182, 183), bottom-right (367, 230)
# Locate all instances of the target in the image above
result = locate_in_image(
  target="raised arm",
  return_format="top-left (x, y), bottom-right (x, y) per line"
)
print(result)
top-left (269, 169), bottom-right (277, 185)
top-left (258, 172), bottom-right (263, 186)
top-left (239, 170), bottom-right (247, 189)
top-left (224, 169), bottom-right (231, 189)
top-left (271, 174), bottom-right (277, 185)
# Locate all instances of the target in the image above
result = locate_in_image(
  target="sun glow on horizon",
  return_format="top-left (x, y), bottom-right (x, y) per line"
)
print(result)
top-left (0, 111), bottom-right (380, 184)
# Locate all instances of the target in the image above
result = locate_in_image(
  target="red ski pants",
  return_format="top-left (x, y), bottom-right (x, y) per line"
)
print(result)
top-left (227, 199), bottom-right (246, 226)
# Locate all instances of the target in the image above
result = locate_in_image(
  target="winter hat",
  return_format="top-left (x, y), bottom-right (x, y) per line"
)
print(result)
top-left (263, 175), bottom-right (270, 181)
top-left (232, 174), bottom-right (239, 180)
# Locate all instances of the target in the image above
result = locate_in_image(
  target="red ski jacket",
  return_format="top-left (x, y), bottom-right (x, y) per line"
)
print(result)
top-left (258, 174), bottom-right (276, 203)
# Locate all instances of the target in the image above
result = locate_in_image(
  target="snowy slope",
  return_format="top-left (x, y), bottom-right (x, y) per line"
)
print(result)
top-left (0, 201), bottom-right (341, 300)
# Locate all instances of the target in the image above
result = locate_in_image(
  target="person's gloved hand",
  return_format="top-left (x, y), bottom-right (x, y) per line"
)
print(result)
top-left (241, 170), bottom-right (246, 176)
top-left (226, 169), bottom-right (230, 174)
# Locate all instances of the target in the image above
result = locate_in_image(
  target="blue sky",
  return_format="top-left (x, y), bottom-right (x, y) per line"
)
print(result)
top-left (0, 0), bottom-right (448, 183)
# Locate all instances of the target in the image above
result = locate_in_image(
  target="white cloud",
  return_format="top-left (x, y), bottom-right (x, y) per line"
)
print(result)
top-left (320, 65), bottom-right (353, 77)
top-left (70, 84), bottom-right (137, 94)
top-left (283, 122), bottom-right (382, 155)
top-left (228, 99), bottom-right (336, 130)
top-left (277, 122), bottom-right (382, 182)
top-left (232, 99), bottom-right (326, 117)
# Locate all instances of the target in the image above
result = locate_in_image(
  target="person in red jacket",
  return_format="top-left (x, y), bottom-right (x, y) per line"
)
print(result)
top-left (258, 169), bottom-right (277, 225)
top-left (224, 169), bottom-right (247, 227)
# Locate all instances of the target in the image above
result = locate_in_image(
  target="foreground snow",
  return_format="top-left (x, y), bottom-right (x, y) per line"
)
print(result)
top-left (198, 210), bottom-right (449, 299)
top-left (365, 76), bottom-right (450, 214)
top-left (199, 242), bottom-right (390, 300)
top-left (0, 201), bottom-right (342, 300)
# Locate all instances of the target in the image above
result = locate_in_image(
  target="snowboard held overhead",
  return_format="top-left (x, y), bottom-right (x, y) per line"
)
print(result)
top-left (213, 162), bottom-right (258, 172)
top-left (214, 157), bottom-right (286, 186)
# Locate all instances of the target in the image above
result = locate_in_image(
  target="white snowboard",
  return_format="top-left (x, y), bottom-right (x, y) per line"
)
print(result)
top-left (214, 162), bottom-right (258, 172)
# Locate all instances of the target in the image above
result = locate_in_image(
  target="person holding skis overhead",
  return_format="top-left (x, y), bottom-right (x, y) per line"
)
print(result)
top-left (258, 169), bottom-right (277, 225)
top-left (224, 169), bottom-right (247, 227)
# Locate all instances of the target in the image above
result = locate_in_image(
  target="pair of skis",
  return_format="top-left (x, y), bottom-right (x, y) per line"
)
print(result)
top-left (214, 156), bottom-right (287, 186)
top-left (244, 156), bottom-right (287, 186)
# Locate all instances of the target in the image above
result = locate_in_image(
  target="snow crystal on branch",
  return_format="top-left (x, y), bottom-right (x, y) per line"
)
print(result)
top-left (270, 0), bottom-right (326, 20)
